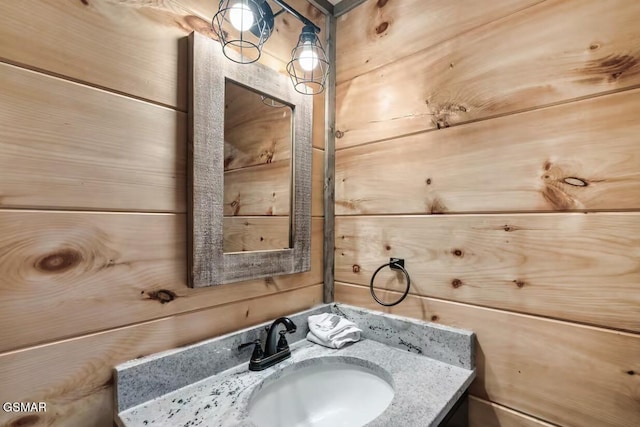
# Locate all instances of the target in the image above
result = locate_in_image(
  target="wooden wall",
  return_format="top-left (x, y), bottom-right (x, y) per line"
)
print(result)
top-left (335, 1), bottom-right (640, 426)
top-left (0, 1), bottom-right (325, 425)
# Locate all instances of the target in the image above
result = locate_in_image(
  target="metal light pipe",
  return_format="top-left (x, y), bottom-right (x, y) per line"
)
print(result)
top-left (272, 0), bottom-right (321, 33)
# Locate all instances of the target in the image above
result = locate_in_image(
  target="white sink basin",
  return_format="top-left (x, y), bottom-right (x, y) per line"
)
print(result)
top-left (248, 357), bottom-right (394, 427)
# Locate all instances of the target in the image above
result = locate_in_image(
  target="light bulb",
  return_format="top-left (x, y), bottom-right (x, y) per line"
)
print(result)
top-left (298, 42), bottom-right (319, 71)
top-left (229, 2), bottom-right (254, 32)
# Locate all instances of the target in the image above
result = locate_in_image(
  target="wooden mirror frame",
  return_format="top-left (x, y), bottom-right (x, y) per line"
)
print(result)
top-left (188, 32), bottom-right (312, 287)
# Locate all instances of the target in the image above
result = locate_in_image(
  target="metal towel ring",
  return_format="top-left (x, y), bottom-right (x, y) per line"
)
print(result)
top-left (370, 258), bottom-right (411, 307)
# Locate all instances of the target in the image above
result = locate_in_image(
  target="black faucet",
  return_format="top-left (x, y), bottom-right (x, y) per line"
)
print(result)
top-left (239, 317), bottom-right (297, 371)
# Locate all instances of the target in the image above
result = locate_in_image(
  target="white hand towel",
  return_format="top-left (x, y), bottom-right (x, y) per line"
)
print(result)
top-left (307, 313), bottom-right (361, 348)
top-left (306, 329), bottom-right (361, 349)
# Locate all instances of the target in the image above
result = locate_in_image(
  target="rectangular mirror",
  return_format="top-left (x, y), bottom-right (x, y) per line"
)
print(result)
top-left (188, 32), bottom-right (312, 287)
top-left (223, 80), bottom-right (292, 253)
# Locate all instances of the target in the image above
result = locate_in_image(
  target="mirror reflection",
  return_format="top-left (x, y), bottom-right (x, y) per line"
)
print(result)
top-left (223, 80), bottom-right (293, 253)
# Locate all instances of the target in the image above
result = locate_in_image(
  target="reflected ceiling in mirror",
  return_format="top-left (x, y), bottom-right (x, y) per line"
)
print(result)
top-left (223, 80), bottom-right (293, 253)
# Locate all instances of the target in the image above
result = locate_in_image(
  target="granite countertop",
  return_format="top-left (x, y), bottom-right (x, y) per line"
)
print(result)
top-left (115, 304), bottom-right (475, 427)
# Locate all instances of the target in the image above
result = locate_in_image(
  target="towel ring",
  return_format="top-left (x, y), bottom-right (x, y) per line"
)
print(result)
top-left (370, 258), bottom-right (411, 307)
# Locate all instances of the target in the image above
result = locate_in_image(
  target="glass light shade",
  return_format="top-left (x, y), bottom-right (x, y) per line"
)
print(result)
top-left (229, 3), bottom-right (254, 31)
top-left (212, 0), bottom-right (274, 64)
top-left (286, 25), bottom-right (330, 95)
top-left (298, 42), bottom-right (319, 71)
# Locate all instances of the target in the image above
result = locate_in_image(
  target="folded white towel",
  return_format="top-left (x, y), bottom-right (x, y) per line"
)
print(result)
top-left (307, 313), bottom-right (361, 349)
top-left (306, 329), bottom-right (361, 349)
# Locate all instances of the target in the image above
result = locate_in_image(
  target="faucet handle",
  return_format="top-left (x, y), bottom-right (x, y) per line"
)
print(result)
top-left (238, 339), bottom-right (260, 351)
top-left (238, 339), bottom-right (264, 361)
top-left (276, 330), bottom-right (290, 352)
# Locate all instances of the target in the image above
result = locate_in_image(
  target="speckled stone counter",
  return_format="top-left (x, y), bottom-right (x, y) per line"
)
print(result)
top-left (115, 304), bottom-right (475, 427)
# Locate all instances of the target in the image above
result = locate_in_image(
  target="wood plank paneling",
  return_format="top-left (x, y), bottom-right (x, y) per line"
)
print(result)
top-left (336, 0), bottom-right (543, 84)
top-left (336, 283), bottom-right (640, 427)
top-left (313, 89), bottom-right (326, 150)
top-left (0, 0), bottom-right (193, 110)
top-left (0, 211), bottom-right (323, 352)
top-left (224, 216), bottom-right (291, 252)
top-left (224, 159), bottom-right (291, 216)
top-left (335, 0), bottom-right (640, 426)
top-left (225, 114), bottom-right (291, 170)
top-left (224, 103), bottom-right (292, 171)
top-left (469, 396), bottom-right (557, 427)
top-left (224, 148), bottom-right (324, 217)
top-left (336, 89), bottom-right (640, 215)
top-left (0, 284), bottom-right (323, 427)
top-left (311, 145), bottom-right (325, 217)
top-left (336, 0), bottom-right (640, 149)
top-left (0, 0), bottom-right (322, 110)
top-left (224, 80), bottom-right (292, 131)
top-left (0, 62), bottom-right (186, 212)
top-left (335, 214), bottom-right (640, 332)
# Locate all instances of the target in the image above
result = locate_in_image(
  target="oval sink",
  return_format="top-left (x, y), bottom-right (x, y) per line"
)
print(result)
top-left (248, 357), bottom-right (394, 427)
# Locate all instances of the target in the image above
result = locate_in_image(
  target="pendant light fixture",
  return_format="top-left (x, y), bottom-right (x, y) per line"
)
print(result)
top-left (286, 24), bottom-right (329, 95)
top-left (211, 0), bottom-right (329, 95)
top-left (211, 0), bottom-right (275, 64)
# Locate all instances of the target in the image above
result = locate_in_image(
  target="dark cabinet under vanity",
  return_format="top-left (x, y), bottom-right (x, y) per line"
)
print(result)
top-left (438, 393), bottom-right (468, 427)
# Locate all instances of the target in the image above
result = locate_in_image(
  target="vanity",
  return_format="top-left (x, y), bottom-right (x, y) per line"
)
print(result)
top-left (123, 31), bottom-right (477, 427)
top-left (114, 304), bottom-right (475, 427)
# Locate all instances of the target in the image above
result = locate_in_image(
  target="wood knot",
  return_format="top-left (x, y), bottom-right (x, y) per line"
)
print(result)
top-left (452, 279), bottom-right (462, 288)
top-left (335, 130), bottom-right (344, 138)
top-left (148, 289), bottom-right (177, 304)
top-left (184, 15), bottom-right (217, 39)
top-left (503, 225), bottom-right (513, 232)
top-left (9, 415), bottom-right (40, 427)
top-left (376, 0), bottom-right (388, 8)
top-left (263, 150), bottom-right (274, 164)
top-left (36, 249), bottom-right (82, 273)
top-left (563, 177), bottom-right (588, 187)
top-left (513, 280), bottom-right (525, 288)
top-left (224, 155), bottom-right (234, 169)
top-left (259, 236), bottom-right (264, 241)
top-left (80, 0), bottom-right (89, 4)
top-left (426, 178), bottom-right (432, 185)
top-left (352, 264), bottom-right (360, 273)
top-left (306, 4), bottom-right (322, 20)
top-left (589, 43), bottom-right (600, 51)
top-left (431, 315), bottom-right (439, 322)
top-left (627, 370), bottom-right (636, 375)
top-left (375, 22), bottom-right (389, 34)
top-left (452, 249), bottom-right (463, 257)
top-left (230, 195), bottom-right (241, 215)
top-left (429, 197), bottom-right (448, 214)
top-left (584, 54), bottom-right (638, 82)
top-left (385, 244), bottom-right (391, 251)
